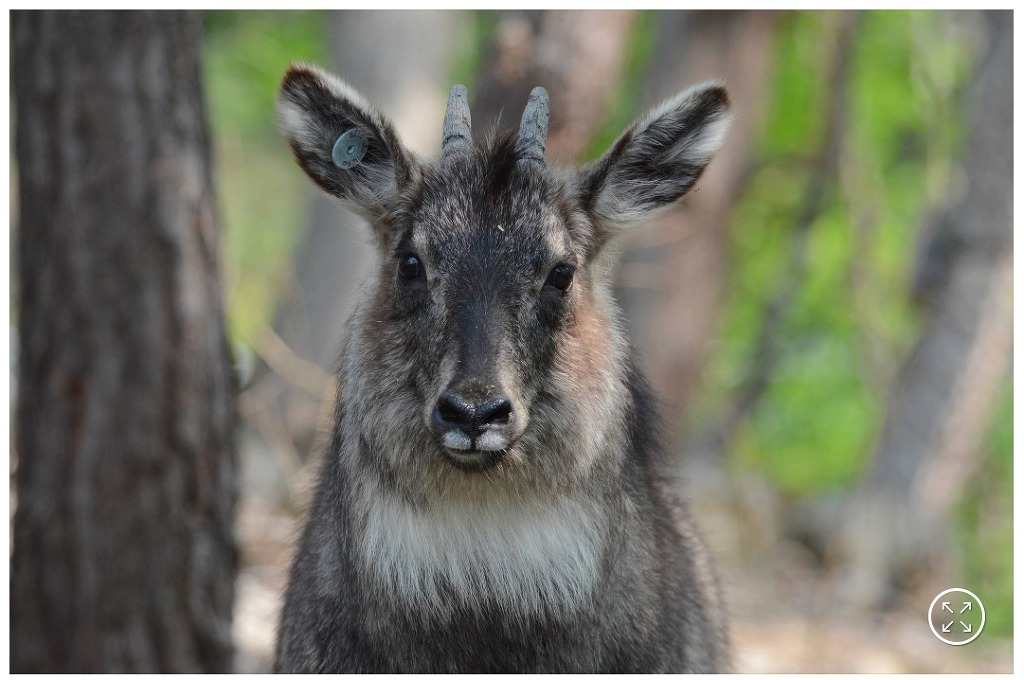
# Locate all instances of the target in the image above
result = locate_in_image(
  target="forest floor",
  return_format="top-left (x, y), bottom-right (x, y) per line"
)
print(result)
top-left (232, 452), bottom-right (1013, 674)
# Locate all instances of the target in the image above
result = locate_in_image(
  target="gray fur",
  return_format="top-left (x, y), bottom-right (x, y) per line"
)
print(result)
top-left (275, 64), bottom-right (733, 673)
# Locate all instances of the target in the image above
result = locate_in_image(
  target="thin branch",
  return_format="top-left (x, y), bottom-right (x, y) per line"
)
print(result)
top-left (251, 325), bottom-right (337, 401)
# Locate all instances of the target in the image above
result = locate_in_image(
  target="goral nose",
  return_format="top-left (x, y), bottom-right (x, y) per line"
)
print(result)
top-left (432, 391), bottom-right (514, 451)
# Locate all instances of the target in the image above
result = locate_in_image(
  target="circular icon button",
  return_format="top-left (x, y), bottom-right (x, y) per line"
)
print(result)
top-left (928, 588), bottom-right (985, 646)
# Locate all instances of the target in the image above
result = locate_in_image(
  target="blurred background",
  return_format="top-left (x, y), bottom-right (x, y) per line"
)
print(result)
top-left (10, 9), bottom-right (1012, 673)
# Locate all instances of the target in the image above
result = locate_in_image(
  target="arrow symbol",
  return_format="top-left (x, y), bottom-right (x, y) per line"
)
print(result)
top-left (942, 621), bottom-right (954, 633)
top-left (960, 601), bottom-right (972, 613)
top-left (961, 621), bottom-right (972, 633)
top-left (942, 602), bottom-right (953, 613)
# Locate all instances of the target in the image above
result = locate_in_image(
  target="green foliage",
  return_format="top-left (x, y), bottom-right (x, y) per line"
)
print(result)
top-left (692, 12), bottom-right (1007, 637)
top-left (758, 12), bottom-right (826, 160)
top-left (204, 11), bottom-right (327, 345)
top-left (205, 11), bottom-right (325, 147)
top-left (695, 11), bottom-right (974, 495)
top-left (448, 11), bottom-right (496, 94)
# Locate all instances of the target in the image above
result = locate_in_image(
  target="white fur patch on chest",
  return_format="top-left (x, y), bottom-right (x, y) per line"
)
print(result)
top-left (357, 489), bottom-right (606, 619)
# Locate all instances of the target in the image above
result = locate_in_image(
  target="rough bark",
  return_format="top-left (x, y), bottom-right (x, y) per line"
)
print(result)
top-left (245, 11), bottom-right (464, 463)
top-left (11, 10), bottom-right (237, 672)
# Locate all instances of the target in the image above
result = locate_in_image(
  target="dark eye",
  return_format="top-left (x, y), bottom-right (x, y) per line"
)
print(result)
top-left (398, 254), bottom-right (422, 281)
top-left (546, 264), bottom-right (575, 292)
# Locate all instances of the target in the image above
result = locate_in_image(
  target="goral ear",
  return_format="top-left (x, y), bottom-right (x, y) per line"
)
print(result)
top-left (278, 64), bottom-right (418, 225)
top-left (579, 82), bottom-right (732, 248)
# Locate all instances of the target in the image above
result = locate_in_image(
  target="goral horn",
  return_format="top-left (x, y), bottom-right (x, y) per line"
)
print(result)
top-left (441, 84), bottom-right (472, 157)
top-left (516, 86), bottom-right (549, 165)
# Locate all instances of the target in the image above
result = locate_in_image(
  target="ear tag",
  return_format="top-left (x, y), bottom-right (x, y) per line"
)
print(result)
top-left (332, 129), bottom-right (368, 169)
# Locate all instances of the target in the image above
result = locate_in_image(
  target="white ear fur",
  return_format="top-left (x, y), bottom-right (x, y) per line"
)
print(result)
top-left (278, 64), bottom-right (375, 145)
top-left (278, 63), bottom-right (417, 222)
top-left (634, 80), bottom-right (732, 165)
top-left (582, 81), bottom-right (732, 236)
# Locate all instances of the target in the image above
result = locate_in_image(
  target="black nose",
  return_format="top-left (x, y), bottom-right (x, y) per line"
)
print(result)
top-left (434, 392), bottom-right (513, 435)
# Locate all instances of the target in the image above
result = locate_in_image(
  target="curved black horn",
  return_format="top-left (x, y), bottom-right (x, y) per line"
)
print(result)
top-left (516, 86), bottom-right (550, 165)
top-left (441, 84), bottom-right (472, 157)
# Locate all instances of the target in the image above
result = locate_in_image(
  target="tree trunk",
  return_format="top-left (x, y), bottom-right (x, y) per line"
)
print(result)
top-left (11, 10), bottom-right (237, 672)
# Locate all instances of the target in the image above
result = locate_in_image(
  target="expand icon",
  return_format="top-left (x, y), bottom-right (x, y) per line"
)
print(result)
top-left (928, 588), bottom-right (985, 646)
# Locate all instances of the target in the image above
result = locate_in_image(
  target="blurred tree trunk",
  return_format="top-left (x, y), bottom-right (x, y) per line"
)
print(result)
top-left (617, 11), bottom-right (779, 449)
top-left (245, 11), bottom-right (464, 465)
top-left (814, 10), bottom-right (1013, 609)
top-left (11, 11), bottom-right (236, 672)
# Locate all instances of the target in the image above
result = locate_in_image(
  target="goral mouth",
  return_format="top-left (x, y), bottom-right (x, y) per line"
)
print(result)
top-left (436, 427), bottom-right (513, 472)
top-left (439, 446), bottom-right (508, 472)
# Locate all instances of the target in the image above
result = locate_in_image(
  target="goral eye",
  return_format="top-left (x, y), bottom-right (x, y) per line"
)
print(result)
top-left (546, 263), bottom-right (575, 292)
top-left (398, 254), bottom-right (422, 281)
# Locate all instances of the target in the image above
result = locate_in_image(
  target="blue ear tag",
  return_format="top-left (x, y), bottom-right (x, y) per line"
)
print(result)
top-left (332, 129), bottom-right (368, 169)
